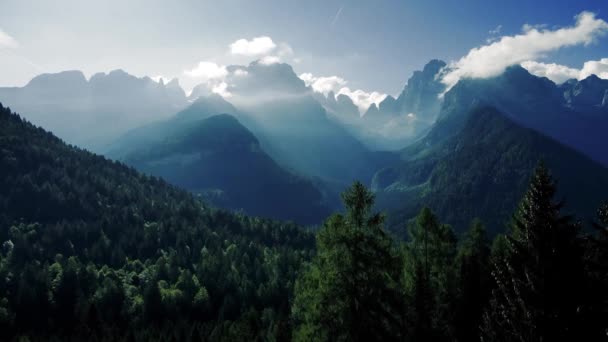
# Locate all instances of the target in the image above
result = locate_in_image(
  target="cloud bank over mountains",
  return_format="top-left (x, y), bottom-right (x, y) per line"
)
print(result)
top-left (441, 11), bottom-right (608, 91)
top-left (299, 73), bottom-right (387, 113)
top-left (177, 35), bottom-right (387, 111)
top-left (522, 58), bottom-right (608, 83)
top-left (15, 10), bottom-right (600, 113)
top-left (175, 11), bottom-right (608, 111)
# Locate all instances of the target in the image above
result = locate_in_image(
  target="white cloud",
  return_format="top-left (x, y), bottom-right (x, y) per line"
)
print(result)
top-left (521, 58), bottom-right (608, 83)
top-left (299, 73), bottom-right (347, 95)
top-left (230, 36), bottom-right (277, 56)
top-left (442, 11), bottom-right (608, 91)
top-left (277, 42), bottom-right (294, 57)
top-left (0, 29), bottom-right (18, 48)
top-left (260, 55), bottom-right (281, 65)
top-left (299, 72), bottom-right (386, 112)
top-left (580, 58), bottom-right (608, 79)
top-left (337, 87), bottom-right (387, 113)
top-left (184, 61), bottom-right (228, 81)
top-left (520, 61), bottom-right (581, 83)
top-left (211, 81), bottom-right (232, 98)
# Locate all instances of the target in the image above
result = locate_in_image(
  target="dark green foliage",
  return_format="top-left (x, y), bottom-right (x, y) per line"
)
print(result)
top-left (453, 219), bottom-right (491, 342)
top-left (481, 163), bottom-right (588, 341)
top-left (291, 182), bottom-right (403, 341)
top-left (0, 103), bottom-right (315, 340)
top-left (403, 207), bottom-right (457, 341)
top-left (580, 203), bottom-right (608, 340)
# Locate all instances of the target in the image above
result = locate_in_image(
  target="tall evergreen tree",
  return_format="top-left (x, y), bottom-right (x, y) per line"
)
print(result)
top-left (453, 219), bottom-right (491, 342)
top-left (291, 181), bottom-right (403, 342)
top-left (481, 163), bottom-right (586, 341)
top-left (404, 207), bottom-right (457, 341)
top-left (580, 203), bottom-right (608, 340)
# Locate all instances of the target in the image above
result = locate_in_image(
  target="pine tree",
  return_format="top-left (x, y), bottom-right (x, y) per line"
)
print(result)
top-left (291, 181), bottom-right (403, 342)
top-left (481, 163), bottom-right (585, 341)
top-left (404, 207), bottom-right (457, 341)
top-left (454, 219), bottom-right (491, 342)
top-left (579, 203), bottom-right (608, 340)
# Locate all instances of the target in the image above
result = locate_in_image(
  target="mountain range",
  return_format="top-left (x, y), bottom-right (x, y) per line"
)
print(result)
top-left (0, 70), bottom-right (188, 150)
top-left (2, 59), bottom-right (608, 229)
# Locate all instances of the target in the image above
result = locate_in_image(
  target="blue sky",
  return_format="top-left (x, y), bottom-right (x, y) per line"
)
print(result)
top-left (1, 0), bottom-right (607, 101)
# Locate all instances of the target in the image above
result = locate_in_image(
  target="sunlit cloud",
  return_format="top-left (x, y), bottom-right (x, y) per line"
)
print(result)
top-left (300, 72), bottom-right (386, 112)
top-left (230, 36), bottom-right (277, 56)
top-left (184, 61), bottom-right (228, 81)
top-left (442, 11), bottom-right (608, 91)
top-left (522, 58), bottom-right (608, 83)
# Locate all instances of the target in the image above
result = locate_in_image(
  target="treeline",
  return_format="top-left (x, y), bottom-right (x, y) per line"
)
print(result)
top-left (292, 165), bottom-right (608, 341)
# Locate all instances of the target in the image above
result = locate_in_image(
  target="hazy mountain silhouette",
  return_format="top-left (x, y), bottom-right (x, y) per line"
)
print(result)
top-left (0, 70), bottom-right (188, 151)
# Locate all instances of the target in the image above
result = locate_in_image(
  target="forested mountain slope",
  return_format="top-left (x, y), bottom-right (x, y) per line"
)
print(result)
top-left (0, 103), bottom-right (315, 341)
top-left (373, 106), bottom-right (608, 235)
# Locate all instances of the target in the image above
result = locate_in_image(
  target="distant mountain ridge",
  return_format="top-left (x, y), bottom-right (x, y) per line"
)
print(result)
top-left (0, 69), bottom-right (188, 150)
top-left (314, 60), bottom-right (447, 150)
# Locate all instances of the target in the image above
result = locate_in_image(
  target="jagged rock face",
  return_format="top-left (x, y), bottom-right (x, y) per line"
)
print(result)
top-left (376, 59), bottom-right (446, 121)
top-left (561, 74), bottom-right (608, 112)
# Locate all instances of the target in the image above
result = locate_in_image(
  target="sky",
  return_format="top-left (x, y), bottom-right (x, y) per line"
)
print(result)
top-left (1, 0), bottom-right (608, 107)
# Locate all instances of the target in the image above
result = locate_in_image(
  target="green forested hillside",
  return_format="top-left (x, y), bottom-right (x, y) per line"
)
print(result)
top-left (373, 106), bottom-right (608, 235)
top-left (0, 103), bottom-right (315, 341)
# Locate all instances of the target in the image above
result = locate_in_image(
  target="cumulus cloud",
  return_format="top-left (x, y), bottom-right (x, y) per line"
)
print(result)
top-left (520, 61), bottom-right (581, 83)
top-left (277, 42), bottom-right (294, 57)
top-left (184, 61), bottom-right (228, 81)
top-left (260, 55), bottom-right (281, 65)
top-left (230, 36), bottom-right (277, 56)
top-left (299, 73), bottom-right (347, 95)
top-left (442, 11), bottom-right (608, 90)
top-left (580, 58), bottom-right (608, 79)
top-left (300, 72), bottom-right (386, 112)
top-left (211, 81), bottom-right (232, 98)
top-left (229, 36), bottom-right (295, 66)
top-left (183, 61), bottom-right (234, 98)
top-left (337, 88), bottom-right (387, 113)
top-left (522, 58), bottom-right (608, 83)
top-left (0, 28), bottom-right (18, 48)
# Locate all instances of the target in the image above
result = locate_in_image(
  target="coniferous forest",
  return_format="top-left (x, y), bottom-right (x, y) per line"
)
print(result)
top-left (0, 103), bottom-right (607, 341)
top-left (2, 4), bottom-right (608, 341)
